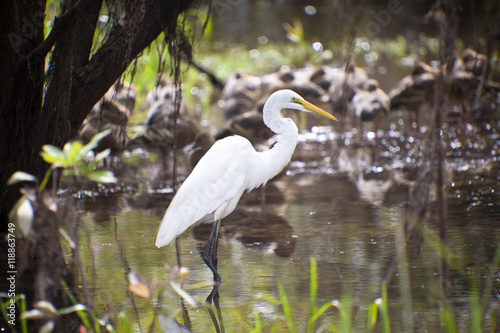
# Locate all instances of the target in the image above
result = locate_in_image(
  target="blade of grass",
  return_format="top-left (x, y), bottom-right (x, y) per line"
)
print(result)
top-left (278, 283), bottom-right (296, 333)
top-left (258, 294), bottom-right (280, 306)
top-left (441, 303), bottom-right (457, 333)
top-left (308, 256), bottom-right (318, 333)
top-left (310, 256), bottom-right (318, 313)
top-left (118, 311), bottom-right (132, 333)
top-left (61, 280), bottom-right (96, 332)
top-left (249, 312), bottom-right (263, 333)
top-left (39, 164), bottom-right (55, 192)
top-left (339, 298), bottom-right (352, 333)
top-left (1, 293), bottom-right (28, 333)
top-left (379, 283), bottom-right (390, 333)
top-left (308, 300), bottom-right (333, 330)
top-left (470, 284), bottom-right (483, 332)
top-left (365, 301), bottom-right (378, 332)
top-left (19, 293), bottom-right (28, 333)
top-left (76, 129), bottom-right (112, 162)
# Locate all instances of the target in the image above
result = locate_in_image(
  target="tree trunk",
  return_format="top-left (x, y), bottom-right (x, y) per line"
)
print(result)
top-left (0, 0), bottom-right (198, 228)
top-left (0, 0), bottom-right (199, 328)
top-left (0, 0), bottom-right (47, 229)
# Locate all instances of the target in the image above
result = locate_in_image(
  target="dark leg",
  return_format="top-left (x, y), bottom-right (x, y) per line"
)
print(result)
top-left (211, 227), bottom-right (224, 328)
top-left (461, 104), bottom-right (468, 131)
top-left (203, 219), bottom-right (222, 287)
top-left (259, 186), bottom-right (266, 208)
top-left (203, 219), bottom-right (224, 333)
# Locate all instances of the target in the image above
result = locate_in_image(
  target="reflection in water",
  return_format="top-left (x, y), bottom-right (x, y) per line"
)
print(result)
top-left (73, 120), bottom-right (500, 331)
top-left (189, 197), bottom-right (296, 330)
top-left (67, 57), bottom-right (500, 332)
top-left (193, 207), bottom-right (297, 258)
top-left (354, 171), bottom-right (393, 206)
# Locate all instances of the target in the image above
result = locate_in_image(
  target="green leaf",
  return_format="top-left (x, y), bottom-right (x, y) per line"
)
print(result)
top-left (441, 303), bottom-right (458, 333)
top-left (40, 145), bottom-right (67, 167)
top-left (86, 170), bottom-right (117, 183)
top-left (310, 256), bottom-right (318, 312)
top-left (62, 142), bottom-right (73, 157)
top-left (421, 224), bottom-right (457, 266)
top-left (308, 256), bottom-right (318, 333)
top-left (257, 294), bottom-right (280, 306)
top-left (64, 141), bottom-right (84, 165)
top-left (309, 300), bottom-right (333, 329)
top-left (56, 304), bottom-right (87, 316)
top-left (38, 164), bottom-right (55, 192)
top-left (95, 148), bottom-right (111, 161)
top-left (76, 129), bottom-right (112, 161)
top-left (249, 312), bottom-right (263, 333)
top-left (75, 162), bottom-right (92, 176)
top-left (7, 171), bottom-right (38, 185)
top-left (87, 149), bottom-right (111, 169)
top-left (61, 280), bottom-right (95, 332)
top-left (379, 283), bottom-right (390, 333)
top-left (366, 301), bottom-right (378, 332)
top-left (278, 283), bottom-right (296, 333)
top-left (118, 311), bottom-right (131, 333)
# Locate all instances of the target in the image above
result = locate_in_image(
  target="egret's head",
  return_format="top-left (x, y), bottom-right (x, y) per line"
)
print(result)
top-left (263, 90), bottom-right (337, 133)
top-left (285, 90), bottom-right (337, 121)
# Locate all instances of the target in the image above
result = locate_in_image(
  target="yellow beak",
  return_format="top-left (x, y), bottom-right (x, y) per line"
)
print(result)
top-left (301, 99), bottom-right (337, 121)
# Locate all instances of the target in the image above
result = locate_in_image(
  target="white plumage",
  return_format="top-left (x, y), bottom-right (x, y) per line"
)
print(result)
top-left (155, 89), bottom-right (336, 248)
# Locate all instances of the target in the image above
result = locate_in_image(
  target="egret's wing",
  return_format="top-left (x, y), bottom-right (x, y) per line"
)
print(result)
top-left (155, 136), bottom-right (253, 247)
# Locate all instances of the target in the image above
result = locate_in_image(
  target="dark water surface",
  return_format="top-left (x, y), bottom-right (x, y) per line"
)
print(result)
top-left (69, 2), bottom-right (500, 330)
top-left (72, 124), bottom-right (500, 332)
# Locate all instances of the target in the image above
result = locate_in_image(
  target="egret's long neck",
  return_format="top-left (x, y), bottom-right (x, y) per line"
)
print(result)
top-left (249, 100), bottom-right (299, 189)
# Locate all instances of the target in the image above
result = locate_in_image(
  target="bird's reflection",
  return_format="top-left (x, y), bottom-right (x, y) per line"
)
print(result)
top-left (354, 171), bottom-right (393, 206)
top-left (192, 207), bottom-right (297, 258)
top-left (336, 145), bottom-right (395, 206)
top-left (189, 206), bottom-right (295, 332)
top-left (77, 190), bottom-right (126, 223)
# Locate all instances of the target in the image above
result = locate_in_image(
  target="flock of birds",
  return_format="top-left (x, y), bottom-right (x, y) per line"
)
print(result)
top-left (76, 48), bottom-right (499, 175)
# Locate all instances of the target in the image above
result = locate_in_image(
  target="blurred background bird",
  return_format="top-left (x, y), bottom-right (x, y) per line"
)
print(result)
top-left (351, 79), bottom-right (391, 138)
top-left (220, 70), bottom-right (261, 121)
top-left (78, 80), bottom-right (136, 166)
top-left (127, 84), bottom-right (201, 176)
top-left (388, 61), bottom-right (438, 133)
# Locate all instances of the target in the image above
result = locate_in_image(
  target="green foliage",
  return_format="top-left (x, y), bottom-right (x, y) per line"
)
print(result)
top-left (5, 130), bottom-right (116, 333)
top-left (61, 280), bottom-right (106, 333)
top-left (379, 283), bottom-right (390, 333)
top-left (8, 129), bottom-right (117, 192)
top-left (1, 285), bottom-right (107, 333)
top-left (1, 292), bottom-right (28, 333)
top-left (249, 312), bottom-right (263, 333)
top-left (441, 303), bottom-right (458, 333)
top-left (278, 283), bottom-right (296, 333)
top-left (40, 129), bottom-right (117, 185)
top-left (283, 19), bottom-right (305, 45)
top-left (308, 256), bottom-right (335, 332)
top-left (255, 258), bottom-right (395, 332)
top-left (7, 129), bottom-right (117, 238)
top-left (366, 300), bottom-right (379, 331)
top-left (331, 296), bottom-right (352, 333)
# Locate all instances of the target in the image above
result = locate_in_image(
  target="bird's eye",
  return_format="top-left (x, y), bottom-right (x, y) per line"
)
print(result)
top-left (291, 97), bottom-right (302, 104)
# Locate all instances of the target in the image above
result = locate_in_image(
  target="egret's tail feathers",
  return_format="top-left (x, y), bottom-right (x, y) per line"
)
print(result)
top-left (155, 217), bottom-right (183, 248)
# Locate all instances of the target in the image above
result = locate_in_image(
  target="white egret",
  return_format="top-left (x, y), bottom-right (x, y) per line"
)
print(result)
top-left (155, 89), bottom-right (336, 318)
